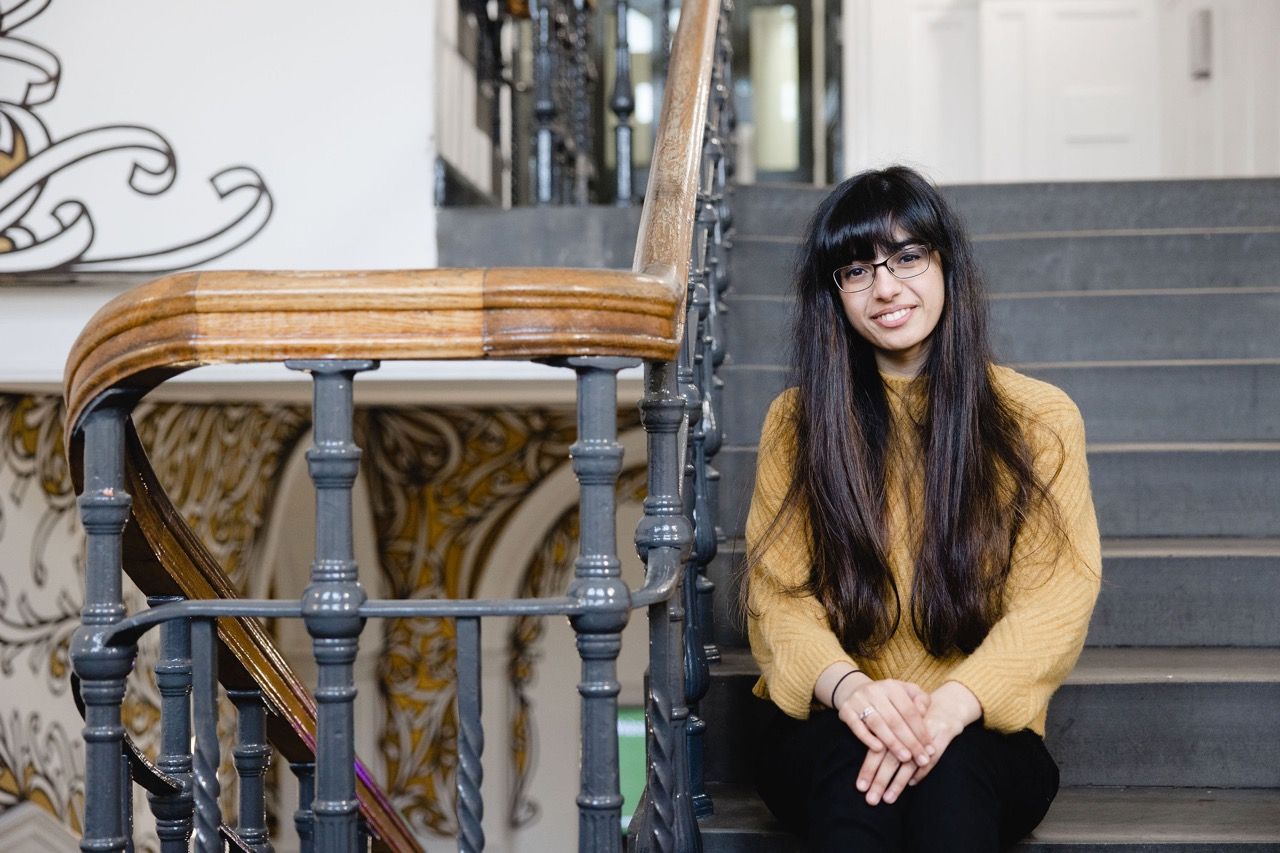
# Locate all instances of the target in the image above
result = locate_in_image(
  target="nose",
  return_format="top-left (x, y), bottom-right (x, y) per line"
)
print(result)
top-left (870, 264), bottom-right (903, 300)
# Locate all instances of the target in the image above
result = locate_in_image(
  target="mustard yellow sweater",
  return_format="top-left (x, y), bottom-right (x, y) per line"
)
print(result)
top-left (746, 365), bottom-right (1102, 736)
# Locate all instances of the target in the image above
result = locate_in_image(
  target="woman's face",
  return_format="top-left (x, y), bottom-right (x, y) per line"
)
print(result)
top-left (837, 229), bottom-right (945, 376)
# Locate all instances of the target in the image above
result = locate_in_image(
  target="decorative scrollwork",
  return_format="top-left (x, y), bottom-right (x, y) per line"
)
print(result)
top-left (0, 0), bottom-right (273, 272)
top-left (0, 710), bottom-right (85, 833)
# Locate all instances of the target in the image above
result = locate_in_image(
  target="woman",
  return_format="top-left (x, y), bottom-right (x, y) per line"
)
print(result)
top-left (744, 166), bottom-right (1101, 851)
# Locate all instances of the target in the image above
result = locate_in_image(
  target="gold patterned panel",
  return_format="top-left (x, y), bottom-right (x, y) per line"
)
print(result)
top-left (3, 390), bottom-right (649, 842)
top-left (357, 405), bottom-right (641, 836)
top-left (0, 393), bottom-right (308, 839)
top-left (133, 402), bottom-right (310, 593)
top-left (357, 406), bottom-right (578, 835)
top-left (506, 464), bottom-right (648, 827)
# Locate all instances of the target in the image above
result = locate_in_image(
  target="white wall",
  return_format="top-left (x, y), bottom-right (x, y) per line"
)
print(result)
top-left (841, 0), bottom-right (1280, 183)
top-left (2, 0), bottom-right (438, 272)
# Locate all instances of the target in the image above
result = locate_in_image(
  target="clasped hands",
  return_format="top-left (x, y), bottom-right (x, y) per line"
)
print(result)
top-left (822, 667), bottom-right (983, 807)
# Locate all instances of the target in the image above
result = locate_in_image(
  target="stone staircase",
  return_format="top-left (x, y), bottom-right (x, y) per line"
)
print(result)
top-left (700, 179), bottom-right (1280, 851)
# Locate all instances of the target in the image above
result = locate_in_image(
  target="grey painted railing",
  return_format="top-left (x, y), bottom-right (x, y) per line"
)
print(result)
top-left (69, 2), bottom-right (733, 850)
top-left (526, 0), bottom-right (680, 207)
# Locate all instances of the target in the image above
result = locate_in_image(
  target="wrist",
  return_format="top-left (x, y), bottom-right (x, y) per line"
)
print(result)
top-left (815, 663), bottom-right (871, 709)
top-left (831, 669), bottom-right (871, 708)
top-left (935, 680), bottom-right (983, 726)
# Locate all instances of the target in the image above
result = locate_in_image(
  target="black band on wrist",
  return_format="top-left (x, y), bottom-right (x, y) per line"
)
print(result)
top-left (829, 668), bottom-right (861, 708)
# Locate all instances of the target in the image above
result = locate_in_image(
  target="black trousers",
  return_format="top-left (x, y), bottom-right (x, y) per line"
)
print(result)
top-left (753, 700), bottom-right (1059, 852)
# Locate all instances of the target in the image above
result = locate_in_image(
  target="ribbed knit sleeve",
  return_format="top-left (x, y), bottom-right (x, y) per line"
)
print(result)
top-left (746, 390), bottom-right (860, 719)
top-left (945, 394), bottom-right (1102, 733)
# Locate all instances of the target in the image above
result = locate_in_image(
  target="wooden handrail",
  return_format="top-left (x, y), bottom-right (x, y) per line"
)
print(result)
top-left (64, 266), bottom-right (681, 436)
top-left (633, 0), bottom-right (721, 292)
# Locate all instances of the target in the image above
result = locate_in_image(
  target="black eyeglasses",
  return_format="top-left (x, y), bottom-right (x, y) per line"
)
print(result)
top-left (832, 245), bottom-right (932, 293)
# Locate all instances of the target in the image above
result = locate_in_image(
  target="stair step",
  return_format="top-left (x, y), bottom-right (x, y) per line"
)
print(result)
top-left (1090, 538), bottom-right (1280, 646)
top-left (707, 537), bottom-right (1280, 649)
top-left (717, 443), bottom-right (1280, 540)
top-left (719, 362), bottom-right (1280, 447)
top-left (1021, 362), bottom-right (1280, 443)
top-left (726, 290), bottom-right (1280, 366)
top-left (436, 205), bottom-right (641, 269)
top-left (699, 783), bottom-right (1280, 852)
top-left (1088, 443), bottom-right (1280, 538)
top-left (702, 648), bottom-right (1280, 788)
top-left (732, 179), bottom-right (1280, 238)
top-left (729, 230), bottom-right (1280, 296)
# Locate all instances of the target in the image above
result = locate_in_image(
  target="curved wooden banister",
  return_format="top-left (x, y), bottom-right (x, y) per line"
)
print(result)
top-left (633, 0), bottom-right (721, 289)
top-left (65, 266), bottom-right (681, 436)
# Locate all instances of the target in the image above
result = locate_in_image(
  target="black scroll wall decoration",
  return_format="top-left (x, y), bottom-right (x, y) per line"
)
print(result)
top-left (0, 0), bottom-right (274, 273)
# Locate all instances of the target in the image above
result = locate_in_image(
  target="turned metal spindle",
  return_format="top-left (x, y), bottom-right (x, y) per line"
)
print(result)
top-left (561, 357), bottom-right (635, 851)
top-left (683, 177), bottom-right (721, 817)
top-left (456, 617), bottom-right (485, 853)
top-left (120, 743), bottom-right (135, 853)
top-left (533, 0), bottom-right (557, 205)
top-left (287, 359), bottom-right (377, 853)
top-left (291, 761), bottom-right (316, 853)
top-left (191, 617), bottom-right (222, 853)
top-left (229, 688), bottom-right (272, 852)
top-left (71, 394), bottom-right (137, 853)
top-left (628, 360), bottom-right (699, 853)
top-left (612, 0), bottom-right (635, 205)
top-left (571, 0), bottom-right (592, 204)
top-left (148, 595), bottom-right (194, 852)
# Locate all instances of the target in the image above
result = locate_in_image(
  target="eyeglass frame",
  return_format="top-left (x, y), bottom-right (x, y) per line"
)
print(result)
top-left (830, 243), bottom-right (934, 293)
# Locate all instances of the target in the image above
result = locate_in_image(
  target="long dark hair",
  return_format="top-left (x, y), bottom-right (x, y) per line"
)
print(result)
top-left (751, 166), bottom-right (1062, 659)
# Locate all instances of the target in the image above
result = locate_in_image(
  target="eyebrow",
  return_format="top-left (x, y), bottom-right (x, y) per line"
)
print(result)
top-left (851, 238), bottom-right (923, 260)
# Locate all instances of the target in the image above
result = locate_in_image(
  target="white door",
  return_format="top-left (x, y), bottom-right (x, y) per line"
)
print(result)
top-left (841, 0), bottom-right (1280, 182)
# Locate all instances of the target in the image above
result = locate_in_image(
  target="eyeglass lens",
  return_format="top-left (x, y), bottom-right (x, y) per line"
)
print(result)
top-left (835, 245), bottom-right (930, 292)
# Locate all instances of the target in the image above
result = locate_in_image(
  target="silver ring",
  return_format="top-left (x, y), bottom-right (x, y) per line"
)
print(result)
top-left (858, 706), bottom-right (877, 721)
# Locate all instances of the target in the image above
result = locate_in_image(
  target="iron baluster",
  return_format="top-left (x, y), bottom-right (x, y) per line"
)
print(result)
top-left (533, 0), bottom-right (557, 205)
top-left (71, 394), bottom-right (137, 853)
top-left (191, 617), bottom-right (222, 853)
top-left (564, 357), bottom-right (636, 851)
top-left (229, 688), bottom-right (273, 852)
top-left (612, 0), bottom-right (635, 205)
top-left (148, 595), bottom-right (194, 852)
top-left (456, 617), bottom-right (485, 853)
top-left (287, 359), bottom-right (378, 852)
top-left (628, 360), bottom-right (699, 853)
top-left (571, 0), bottom-right (593, 204)
top-left (291, 761), bottom-right (316, 853)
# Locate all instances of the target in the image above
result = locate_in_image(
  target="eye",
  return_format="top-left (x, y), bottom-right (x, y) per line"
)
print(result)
top-left (895, 248), bottom-right (923, 264)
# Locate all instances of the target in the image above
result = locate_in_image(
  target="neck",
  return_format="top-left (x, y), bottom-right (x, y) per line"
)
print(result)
top-left (874, 344), bottom-right (928, 378)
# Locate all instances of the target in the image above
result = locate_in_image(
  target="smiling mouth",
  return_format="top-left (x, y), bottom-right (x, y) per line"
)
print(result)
top-left (873, 306), bottom-right (914, 326)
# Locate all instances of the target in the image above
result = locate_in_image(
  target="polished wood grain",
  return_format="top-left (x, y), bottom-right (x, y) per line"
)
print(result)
top-left (633, 0), bottom-right (720, 304)
top-left (64, 267), bottom-right (680, 435)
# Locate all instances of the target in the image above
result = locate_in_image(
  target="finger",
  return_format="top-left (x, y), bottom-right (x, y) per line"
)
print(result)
top-left (840, 708), bottom-right (887, 754)
top-left (868, 698), bottom-right (930, 765)
top-left (910, 731), bottom-right (955, 786)
top-left (886, 692), bottom-right (934, 763)
top-left (856, 746), bottom-right (885, 794)
top-left (883, 759), bottom-right (917, 805)
top-left (866, 753), bottom-right (901, 806)
top-left (904, 682), bottom-right (932, 715)
top-left (861, 709), bottom-right (914, 764)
